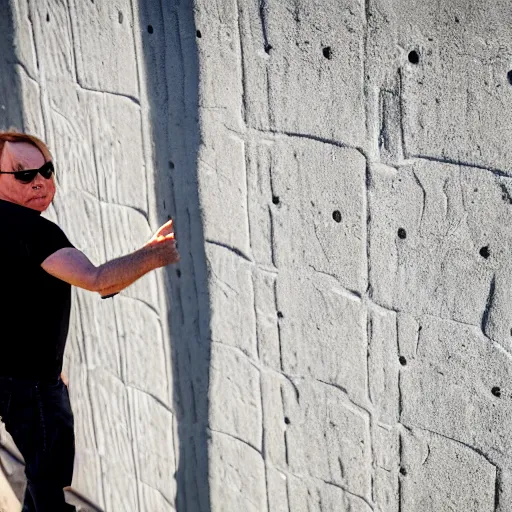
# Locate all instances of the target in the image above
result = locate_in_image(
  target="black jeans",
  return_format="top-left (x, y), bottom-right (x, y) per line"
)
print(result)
top-left (0, 375), bottom-right (76, 511)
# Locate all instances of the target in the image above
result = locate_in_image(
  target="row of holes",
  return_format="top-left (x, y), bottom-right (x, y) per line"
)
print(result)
top-left (400, 354), bottom-right (502, 398)
top-left (40, 11), bottom-right (510, 84)
top-left (45, 10), bottom-right (512, 86)
top-left (399, 228), bottom-right (491, 259)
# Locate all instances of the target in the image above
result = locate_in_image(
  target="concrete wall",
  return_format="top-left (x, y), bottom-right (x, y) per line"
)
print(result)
top-left (1, 0), bottom-right (512, 511)
top-left (199, 0), bottom-right (512, 511)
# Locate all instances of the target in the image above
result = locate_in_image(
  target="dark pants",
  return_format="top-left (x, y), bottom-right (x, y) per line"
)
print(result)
top-left (0, 375), bottom-right (76, 511)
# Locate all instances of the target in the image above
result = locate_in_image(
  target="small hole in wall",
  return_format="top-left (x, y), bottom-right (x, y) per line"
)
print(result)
top-left (147, 25), bottom-right (154, 34)
top-left (118, 11), bottom-right (123, 23)
top-left (322, 46), bottom-right (332, 60)
top-left (46, 13), bottom-right (50, 22)
top-left (169, 161), bottom-right (175, 169)
top-left (176, 269), bottom-right (181, 278)
top-left (272, 195), bottom-right (280, 205)
top-left (284, 417), bottom-right (291, 425)
top-left (398, 228), bottom-right (407, 239)
top-left (399, 356), bottom-right (407, 366)
top-left (507, 71), bottom-right (512, 85)
top-left (492, 386), bottom-right (501, 398)
top-left (277, 311), bottom-right (284, 319)
top-left (332, 210), bottom-right (342, 223)
top-left (400, 467), bottom-right (407, 476)
top-left (479, 246), bottom-right (490, 259)
top-left (196, 30), bottom-right (202, 38)
top-left (408, 50), bottom-right (420, 64)
top-left (264, 43), bottom-right (273, 54)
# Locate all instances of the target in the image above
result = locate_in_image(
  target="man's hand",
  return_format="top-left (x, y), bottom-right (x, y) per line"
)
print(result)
top-left (143, 218), bottom-right (180, 267)
top-left (60, 371), bottom-right (69, 388)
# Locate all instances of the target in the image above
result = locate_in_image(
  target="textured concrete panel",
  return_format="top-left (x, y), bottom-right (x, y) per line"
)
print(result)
top-left (267, 139), bottom-right (367, 291)
top-left (17, 72), bottom-right (44, 136)
top-left (67, 361), bottom-right (105, 509)
top-left (282, 379), bottom-right (372, 501)
top-left (246, 142), bottom-right (275, 268)
top-left (401, 428), bottom-right (496, 511)
top-left (238, 0), bottom-right (366, 146)
top-left (117, 296), bottom-right (169, 406)
top-left (209, 343), bottom-right (262, 450)
top-left (68, 0), bottom-right (138, 97)
top-left (260, 371), bottom-right (291, 471)
top-left (86, 92), bottom-right (147, 214)
top-left (209, 431), bottom-right (267, 512)
top-left (197, 126), bottom-right (250, 256)
top-left (372, 424), bottom-right (399, 512)
top-left (89, 368), bottom-right (138, 511)
top-left (129, 388), bottom-right (177, 507)
top-left (194, 0), bottom-right (244, 132)
top-left (395, 0), bottom-right (512, 170)
top-left (286, 473), bottom-right (373, 512)
top-left (75, 292), bottom-right (121, 379)
top-left (252, 268), bottom-right (280, 371)
top-left (265, 466), bottom-right (288, 512)
top-left (368, 305), bottom-right (399, 425)
top-left (401, 316), bottom-right (512, 470)
top-left (207, 242), bottom-right (257, 359)
top-left (276, 270), bottom-right (367, 404)
top-left (30, 0), bottom-right (76, 81)
top-left (369, 159), bottom-right (512, 335)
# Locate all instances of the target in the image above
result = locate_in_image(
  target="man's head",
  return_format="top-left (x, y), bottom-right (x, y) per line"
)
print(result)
top-left (0, 132), bottom-right (56, 212)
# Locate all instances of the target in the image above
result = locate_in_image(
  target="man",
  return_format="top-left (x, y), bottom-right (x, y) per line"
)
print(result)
top-left (0, 132), bottom-right (180, 511)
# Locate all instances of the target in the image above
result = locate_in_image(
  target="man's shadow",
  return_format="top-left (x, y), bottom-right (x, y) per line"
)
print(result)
top-left (138, 2), bottom-right (211, 511)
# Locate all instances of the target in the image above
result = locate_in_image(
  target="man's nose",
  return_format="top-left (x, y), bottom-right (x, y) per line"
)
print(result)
top-left (32, 172), bottom-right (45, 187)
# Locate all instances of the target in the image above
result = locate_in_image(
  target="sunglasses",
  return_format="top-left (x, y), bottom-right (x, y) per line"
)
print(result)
top-left (0, 161), bottom-right (55, 184)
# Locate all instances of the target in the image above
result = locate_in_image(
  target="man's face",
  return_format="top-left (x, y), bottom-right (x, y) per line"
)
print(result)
top-left (0, 141), bottom-right (56, 212)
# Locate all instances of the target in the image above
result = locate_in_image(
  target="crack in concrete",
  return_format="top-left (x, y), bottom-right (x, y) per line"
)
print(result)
top-left (236, 0), bottom-right (248, 125)
top-left (314, 477), bottom-right (374, 511)
top-left (125, 383), bottom-right (174, 416)
top-left (79, 188), bottom-right (149, 225)
top-left (107, 291), bottom-right (161, 320)
top-left (208, 426), bottom-right (261, 455)
top-left (75, 80), bottom-right (141, 106)
top-left (481, 273), bottom-right (496, 337)
top-left (411, 154), bottom-right (512, 178)
top-left (411, 425), bottom-right (499, 470)
top-left (412, 170), bottom-right (427, 230)
top-left (9, 60), bottom-right (37, 83)
top-left (139, 479), bottom-right (175, 511)
top-left (205, 239), bottom-right (252, 262)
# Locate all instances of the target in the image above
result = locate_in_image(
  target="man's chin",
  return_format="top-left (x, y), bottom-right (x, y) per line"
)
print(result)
top-left (26, 199), bottom-right (50, 212)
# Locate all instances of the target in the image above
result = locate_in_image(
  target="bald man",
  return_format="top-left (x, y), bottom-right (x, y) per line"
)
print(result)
top-left (0, 132), bottom-right (179, 511)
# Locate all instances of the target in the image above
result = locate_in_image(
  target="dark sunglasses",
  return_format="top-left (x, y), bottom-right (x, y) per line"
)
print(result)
top-left (0, 161), bottom-right (55, 184)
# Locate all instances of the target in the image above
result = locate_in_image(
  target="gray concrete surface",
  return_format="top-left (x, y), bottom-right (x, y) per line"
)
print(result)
top-left (0, 0), bottom-right (511, 511)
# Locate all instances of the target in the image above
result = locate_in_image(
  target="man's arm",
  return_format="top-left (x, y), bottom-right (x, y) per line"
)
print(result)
top-left (41, 246), bottom-right (159, 296)
top-left (41, 221), bottom-right (179, 296)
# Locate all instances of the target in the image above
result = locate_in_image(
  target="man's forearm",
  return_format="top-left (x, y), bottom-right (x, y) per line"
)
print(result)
top-left (94, 246), bottom-right (160, 294)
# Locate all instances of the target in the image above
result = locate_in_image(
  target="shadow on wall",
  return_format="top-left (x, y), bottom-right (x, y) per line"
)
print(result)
top-left (137, 2), bottom-right (211, 511)
top-left (0, 0), bottom-right (23, 129)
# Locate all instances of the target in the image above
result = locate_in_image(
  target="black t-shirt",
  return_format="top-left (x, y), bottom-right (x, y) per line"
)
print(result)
top-left (0, 198), bottom-right (75, 380)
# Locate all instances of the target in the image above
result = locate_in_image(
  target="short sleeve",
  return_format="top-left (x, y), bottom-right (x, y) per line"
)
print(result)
top-left (30, 218), bottom-right (75, 265)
